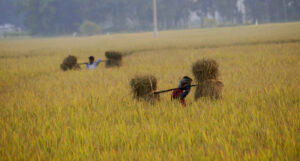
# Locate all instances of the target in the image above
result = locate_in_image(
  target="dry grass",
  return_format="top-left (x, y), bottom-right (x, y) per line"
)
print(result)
top-left (192, 59), bottom-right (219, 82)
top-left (105, 51), bottom-right (123, 60)
top-left (105, 59), bottom-right (122, 67)
top-left (194, 79), bottom-right (224, 100)
top-left (130, 75), bottom-right (158, 102)
top-left (192, 59), bottom-right (223, 100)
top-left (105, 51), bottom-right (122, 67)
top-left (0, 22), bottom-right (300, 161)
top-left (60, 55), bottom-right (78, 71)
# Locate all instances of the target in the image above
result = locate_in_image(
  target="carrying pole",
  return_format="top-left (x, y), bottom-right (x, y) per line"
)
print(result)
top-left (153, 85), bottom-right (197, 95)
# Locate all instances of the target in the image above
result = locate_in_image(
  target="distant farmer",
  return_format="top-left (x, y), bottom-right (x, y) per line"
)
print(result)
top-left (171, 76), bottom-right (193, 106)
top-left (86, 56), bottom-right (102, 69)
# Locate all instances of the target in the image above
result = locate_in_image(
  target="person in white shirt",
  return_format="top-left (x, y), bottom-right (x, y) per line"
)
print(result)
top-left (86, 56), bottom-right (102, 69)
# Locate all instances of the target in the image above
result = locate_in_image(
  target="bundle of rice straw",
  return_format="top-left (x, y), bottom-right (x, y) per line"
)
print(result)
top-left (60, 55), bottom-right (78, 71)
top-left (105, 51), bottom-right (122, 67)
top-left (192, 59), bottom-right (223, 100)
top-left (194, 80), bottom-right (224, 100)
top-left (130, 75), bottom-right (159, 102)
top-left (192, 59), bottom-right (219, 82)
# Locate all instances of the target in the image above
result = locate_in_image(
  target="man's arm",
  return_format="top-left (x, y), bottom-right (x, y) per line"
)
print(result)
top-left (95, 58), bottom-right (102, 66)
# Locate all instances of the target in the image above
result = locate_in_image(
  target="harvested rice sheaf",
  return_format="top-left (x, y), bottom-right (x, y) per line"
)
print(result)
top-left (192, 59), bottom-right (219, 82)
top-left (105, 59), bottom-right (122, 67)
top-left (73, 64), bottom-right (81, 70)
top-left (60, 55), bottom-right (78, 71)
top-left (105, 51), bottom-right (123, 67)
top-left (60, 63), bottom-right (68, 71)
top-left (105, 51), bottom-right (122, 60)
top-left (194, 80), bottom-right (224, 100)
top-left (130, 75), bottom-right (159, 101)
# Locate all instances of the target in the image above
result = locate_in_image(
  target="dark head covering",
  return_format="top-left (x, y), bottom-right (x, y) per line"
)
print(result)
top-left (179, 76), bottom-right (193, 88)
top-left (89, 56), bottom-right (95, 61)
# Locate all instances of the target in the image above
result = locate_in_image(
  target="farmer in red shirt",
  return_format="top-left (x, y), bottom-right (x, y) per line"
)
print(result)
top-left (171, 76), bottom-right (193, 106)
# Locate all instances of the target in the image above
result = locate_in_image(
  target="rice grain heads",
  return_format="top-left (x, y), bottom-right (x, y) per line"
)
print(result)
top-left (60, 55), bottom-right (78, 71)
top-left (105, 51), bottom-right (122, 67)
top-left (130, 75), bottom-right (159, 102)
top-left (192, 59), bottom-right (223, 100)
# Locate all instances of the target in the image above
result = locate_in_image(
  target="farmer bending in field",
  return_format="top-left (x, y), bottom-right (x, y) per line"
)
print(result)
top-left (86, 56), bottom-right (102, 69)
top-left (171, 76), bottom-right (193, 106)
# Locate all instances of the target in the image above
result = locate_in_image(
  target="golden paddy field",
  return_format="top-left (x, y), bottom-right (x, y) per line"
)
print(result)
top-left (0, 22), bottom-right (299, 160)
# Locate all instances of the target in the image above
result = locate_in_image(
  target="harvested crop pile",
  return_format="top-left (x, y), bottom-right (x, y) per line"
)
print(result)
top-left (195, 80), bottom-right (224, 100)
top-left (192, 59), bottom-right (219, 82)
top-left (60, 55), bottom-right (78, 71)
top-left (130, 75), bottom-right (159, 102)
top-left (105, 51), bottom-right (122, 60)
top-left (106, 59), bottom-right (122, 67)
top-left (193, 59), bottom-right (223, 100)
top-left (105, 51), bottom-right (122, 67)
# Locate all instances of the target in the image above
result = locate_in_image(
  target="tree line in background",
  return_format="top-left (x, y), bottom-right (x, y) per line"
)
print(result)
top-left (1, 0), bottom-right (300, 36)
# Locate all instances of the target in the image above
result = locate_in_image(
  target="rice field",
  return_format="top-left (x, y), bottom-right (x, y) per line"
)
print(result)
top-left (0, 22), bottom-right (299, 160)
